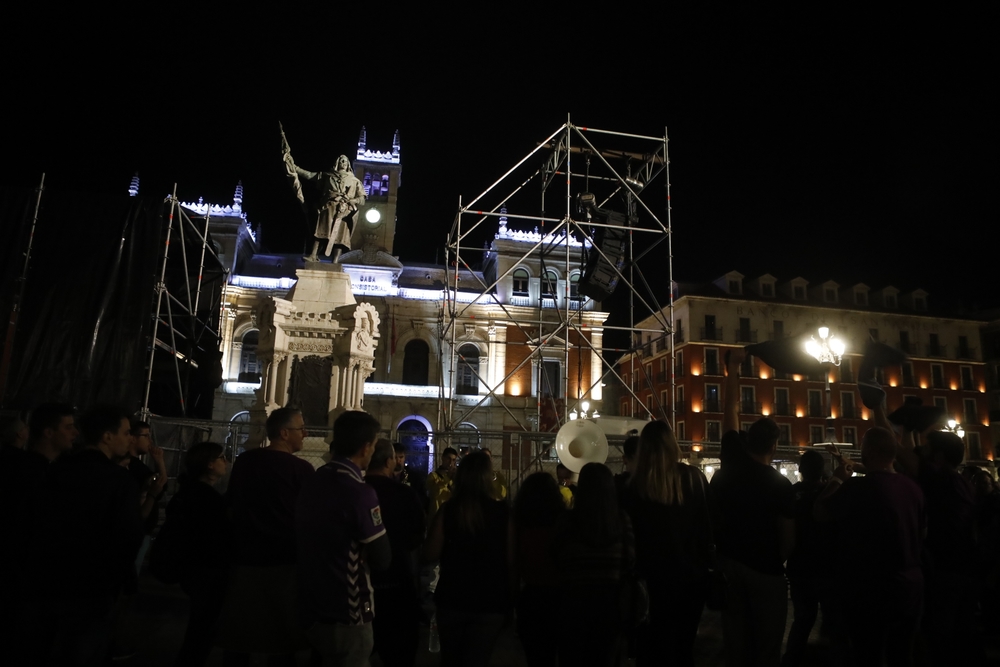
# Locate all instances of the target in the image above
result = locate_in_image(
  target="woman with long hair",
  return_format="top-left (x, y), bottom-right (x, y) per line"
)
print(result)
top-left (166, 441), bottom-right (231, 666)
top-left (554, 462), bottom-right (634, 666)
top-left (624, 420), bottom-right (713, 667)
top-left (511, 471), bottom-right (566, 666)
top-left (423, 450), bottom-right (511, 667)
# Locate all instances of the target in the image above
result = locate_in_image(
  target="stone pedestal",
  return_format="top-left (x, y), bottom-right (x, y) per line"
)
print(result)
top-left (246, 263), bottom-right (380, 449)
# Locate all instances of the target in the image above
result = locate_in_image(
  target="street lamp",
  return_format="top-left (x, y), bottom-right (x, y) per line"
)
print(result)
top-left (805, 326), bottom-right (847, 443)
top-left (942, 419), bottom-right (965, 439)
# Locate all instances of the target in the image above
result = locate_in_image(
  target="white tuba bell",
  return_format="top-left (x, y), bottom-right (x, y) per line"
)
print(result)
top-left (555, 419), bottom-right (609, 473)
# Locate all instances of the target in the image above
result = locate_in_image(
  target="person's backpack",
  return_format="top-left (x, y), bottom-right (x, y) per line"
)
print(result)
top-left (148, 498), bottom-right (191, 585)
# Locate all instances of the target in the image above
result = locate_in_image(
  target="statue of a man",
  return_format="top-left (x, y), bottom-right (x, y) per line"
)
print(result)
top-left (282, 132), bottom-right (366, 263)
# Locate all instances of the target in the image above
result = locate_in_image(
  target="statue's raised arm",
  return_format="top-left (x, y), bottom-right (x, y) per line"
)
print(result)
top-left (279, 123), bottom-right (364, 263)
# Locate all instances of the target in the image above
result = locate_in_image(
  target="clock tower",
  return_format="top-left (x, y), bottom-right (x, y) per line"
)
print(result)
top-left (351, 127), bottom-right (401, 255)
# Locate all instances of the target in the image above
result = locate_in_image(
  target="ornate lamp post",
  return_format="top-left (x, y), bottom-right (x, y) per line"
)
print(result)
top-left (805, 326), bottom-right (846, 443)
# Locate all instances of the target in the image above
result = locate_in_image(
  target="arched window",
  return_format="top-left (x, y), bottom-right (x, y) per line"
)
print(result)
top-left (456, 344), bottom-right (480, 395)
top-left (569, 272), bottom-right (581, 300)
top-left (402, 339), bottom-right (430, 385)
top-left (512, 268), bottom-right (529, 296)
top-left (542, 270), bottom-right (558, 298)
top-left (238, 330), bottom-right (260, 382)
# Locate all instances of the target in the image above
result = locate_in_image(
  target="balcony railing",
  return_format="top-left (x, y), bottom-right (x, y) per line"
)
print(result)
top-left (926, 344), bottom-right (947, 358)
top-left (839, 369), bottom-right (855, 383)
top-left (740, 401), bottom-right (762, 415)
top-left (739, 361), bottom-right (758, 377)
top-left (674, 330), bottom-right (685, 343)
top-left (965, 409), bottom-right (979, 424)
top-left (700, 327), bottom-right (724, 342)
top-left (897, 342), bottom-right (913, 354)
top-left (735, 330), bottom-right (758, 344)
top-left (703, 363), bottom-right (721, 376)
top-left (703, 399), bottom-right (721, 413)
top-left (773, 403), bottom-right (792, 417)
top-left (957, 346), bottom-right (977, 360)
top-left (808, 404), bottom-right (824, 418)
top-left (962, 378), bottom-right (975, 391)
top-left (673, 400), bottom-right (688, 414)
top-left (902, 374), bottom-right (916, 387)
top-left (769, 331), bottom-right (788, 340)
top-left (841, 405), bottom-right (857, 419)
top-left (675, 366), bottom-right (686, 378)
top-left (656, 371), bottom-right (669, 384)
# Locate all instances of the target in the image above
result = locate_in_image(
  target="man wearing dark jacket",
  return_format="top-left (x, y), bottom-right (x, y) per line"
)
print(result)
top-left (25, 404), bottom-right (142, 665)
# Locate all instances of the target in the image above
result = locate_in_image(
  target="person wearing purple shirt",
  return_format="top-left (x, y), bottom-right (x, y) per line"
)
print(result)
top-left (815, 427), bottom-right (926, 667)
top-left (297, 410), bottom-right (390, 666)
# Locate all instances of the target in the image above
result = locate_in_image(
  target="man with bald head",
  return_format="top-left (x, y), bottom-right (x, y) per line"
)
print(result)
top-left (814, 427), bottom-right (925, 667)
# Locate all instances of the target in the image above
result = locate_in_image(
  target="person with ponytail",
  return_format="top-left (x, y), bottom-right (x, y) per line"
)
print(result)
top-left (423, 450), bottom-right (511, 667)
top-left (623, 420), bottom-right (713, 667)
top-left (166, 442), bottom-right (231, 666)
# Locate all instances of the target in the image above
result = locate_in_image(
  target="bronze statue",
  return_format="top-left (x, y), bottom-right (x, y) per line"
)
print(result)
top-left (281, 124), bottom-right (366, 263)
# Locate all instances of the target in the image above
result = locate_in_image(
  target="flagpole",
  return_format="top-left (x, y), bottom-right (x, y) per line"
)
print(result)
top-left (0, 173), bottom-right (46, 406)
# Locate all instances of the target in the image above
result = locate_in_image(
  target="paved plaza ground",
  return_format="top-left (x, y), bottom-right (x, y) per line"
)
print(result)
top-left (112, 571), bottom-right (1000, 666)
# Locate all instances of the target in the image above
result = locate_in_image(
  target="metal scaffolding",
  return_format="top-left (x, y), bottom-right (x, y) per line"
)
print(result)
top-left (440, 116), bottom-right (676, 442)
top-left (140, 187), bottom-right (229, 420)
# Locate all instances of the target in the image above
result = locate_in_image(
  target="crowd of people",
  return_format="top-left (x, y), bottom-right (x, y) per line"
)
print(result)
top-left (1, 349), bottom-right (999, 667)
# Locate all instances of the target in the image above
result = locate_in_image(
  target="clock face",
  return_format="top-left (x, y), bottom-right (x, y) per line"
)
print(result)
top-left (365, 208), bottom-right (381, 224)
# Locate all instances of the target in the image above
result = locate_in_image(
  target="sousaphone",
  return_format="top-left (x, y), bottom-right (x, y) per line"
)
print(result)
top-left (555, 419), bottom-right (609, 473)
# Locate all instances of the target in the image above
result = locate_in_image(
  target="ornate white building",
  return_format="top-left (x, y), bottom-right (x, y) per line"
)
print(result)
top-left (194, 130), bottom-right (609, 467)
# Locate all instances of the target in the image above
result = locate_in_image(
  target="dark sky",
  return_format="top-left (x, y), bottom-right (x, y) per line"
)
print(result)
top-left (4, 6), bottom-right (995, 317)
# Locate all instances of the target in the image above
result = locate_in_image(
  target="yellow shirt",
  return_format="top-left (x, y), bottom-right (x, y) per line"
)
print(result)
top-left (426, 470), bottom-right (453, 515)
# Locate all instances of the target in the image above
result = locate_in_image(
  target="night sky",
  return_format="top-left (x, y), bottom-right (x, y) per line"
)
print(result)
top-left (5, 6), bottom-right (995, 317)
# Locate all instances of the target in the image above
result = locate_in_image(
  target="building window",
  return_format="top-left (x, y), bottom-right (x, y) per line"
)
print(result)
top-left (621, 400), bottom-right (630, 417)
top-left (705, 384), bottom-right (721, 413)
top-left (885, 294), bottom-right (897, 308)
top-left (808, 390), bottom-right (823, 418)
top-left (929, 333), bottom-right (943, 357)
top-left (676, 421), bottom-right (686, 441)
top-left (843, 426), bottom-right (857, 444)
top-left (761, 282), bottom-right (774, 297)
top-left (737, 318), bottom-right (754, 343)
top-left (569, 273), bottom-right (581, 301)
top-left (899, 331), bottom-right (911, 354)
top-left (931, 364), bottom-right (944, 389)
top-left (968, 432), bottom-right (982, 459)
top-left (402, 339), bottom-right (430, 385)
top-left (933, 396), bottom-right (947, 411)
top-left (456, 344), bottom-right (480, 395)
top-left (512, 268), bottom-right (529, 296)
top-left (661, 390), bottom-right (669, 411)
top-left (914, 296), bottom-right (926, 311)
top-left (964, 398), bottom-right (978, 424)
top-left (675, 351), bottom-right (685, 378)
top-left (774, 387), bottom-right (790, 416)
top-left (957, 336), bottom-right (973, 359)
top-left (702, 315), bottom-right (720, 341)
top-left (706, 421), bottom-right (721, 443)
top-left (902, 362), bottom-right (915, 387)
top-left (704, 349), bottom-right (720, 376)
top-left (810, 425), bottom-right (825, 443)
top-left (539, 359), bottom-right (561, 398)
top-left (541, 270), bottom-right (558, 298)
top-left (676, 385), bottom-right (685, 413)
top-left (839, 358), bottom-right (854, 384)
top-left (961, 366), bottom-right (974, 391)
top-left (824, 288), bottom-right (837, 303)
top-left (841, 391), bottom-right (857, 419)
top-left (728, 279), bottom-right (741, 294)
top-left (741, 421), bottom-right (754, 433)
top-left (741, 386), bottom-right (757, 415)
top-left (855, 291), bottom-right (867, 306)
top-left (793, 285), bottom-right (806, 300)
top-left (778, 423), bottom-right (792, 446)
top-left (238, 330), bottom-right (260, 381)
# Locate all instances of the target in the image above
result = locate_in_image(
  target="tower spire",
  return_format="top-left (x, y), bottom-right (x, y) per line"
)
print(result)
top-left (392, 129), bottom-right (400, 159)
top-left (128, 172), bottom-right (140, 197)
top-left (234, 180), bottom-right (244, 209)
top-left (358, 126), bottom-right (367, 152)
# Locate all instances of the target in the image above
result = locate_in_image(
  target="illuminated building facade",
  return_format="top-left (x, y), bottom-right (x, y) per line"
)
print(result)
top-left (617, 271), bottom-right (993, 462)
top-left (197, 130), bottom-right (608, 463)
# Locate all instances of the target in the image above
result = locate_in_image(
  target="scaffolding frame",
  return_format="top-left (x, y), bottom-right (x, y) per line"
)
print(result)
top-left (440, 116), bottom-right (677, 444)
top-left (140, 187), bottom-right (230, 420)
